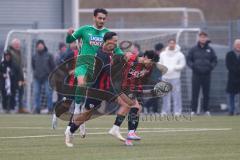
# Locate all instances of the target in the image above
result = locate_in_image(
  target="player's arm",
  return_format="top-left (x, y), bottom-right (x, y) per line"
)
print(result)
top-left (66, 26), bottom-right (85, 43)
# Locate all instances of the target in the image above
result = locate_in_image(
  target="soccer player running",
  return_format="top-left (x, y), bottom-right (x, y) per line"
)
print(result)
top-left (53, 8), bottom-right (123, 137)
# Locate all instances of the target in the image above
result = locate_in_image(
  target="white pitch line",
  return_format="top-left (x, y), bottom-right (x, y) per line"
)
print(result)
top-left (0, 127), bottom-right (232, 130)
top-left (0, 128), bottom-right (232, 139)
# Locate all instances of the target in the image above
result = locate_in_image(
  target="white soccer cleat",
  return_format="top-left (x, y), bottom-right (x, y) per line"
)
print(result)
top-left (108, 125), bottom-right (126, 142)
top-left (79, 123), bottom-right (86, 138)
top-left (65, 126), bottom-right (74, 147)
top-left (51, 113), bottom-right (58, 130)
top-left (127, 131), bottom-right (141, 141)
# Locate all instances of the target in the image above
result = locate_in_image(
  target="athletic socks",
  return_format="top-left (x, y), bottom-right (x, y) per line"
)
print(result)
top-left (128, 108), bottom-right (139, 131)
top-left (114, 114), bottom-right (126, 127)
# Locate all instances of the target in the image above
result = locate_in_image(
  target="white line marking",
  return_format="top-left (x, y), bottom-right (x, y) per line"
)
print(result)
top-left (0, 127), bottom-right (233, 130)
top-left (0, 128), bottom-right (232, 139)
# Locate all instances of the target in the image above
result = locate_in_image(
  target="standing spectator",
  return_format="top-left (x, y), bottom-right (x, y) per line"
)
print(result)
top-left (0, 51), bottom-right (19, 113)
top-left (32, 40), bottom-right (55, 114)
top-left (7, 38), bottom-right (28, 113)
top-left (187, 31), bottom-right (217, 116)
top-left (159, 39), bottom-right (186, 116)
top-left (55, 42), bottom-right (67, 65)
top-left (226, 39), bottom-right (240, 116)
top-left (155, 43), bottom-right (165, 56)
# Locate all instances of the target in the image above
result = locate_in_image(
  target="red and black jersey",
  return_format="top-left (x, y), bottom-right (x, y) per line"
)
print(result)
top-left (92, 48), bottom-right (114, 91)
top-left (121, 54), bottom-right (152, 93)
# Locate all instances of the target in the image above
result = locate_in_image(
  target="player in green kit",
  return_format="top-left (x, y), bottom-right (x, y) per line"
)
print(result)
top-left (60, 8), bottom-right (123, 144)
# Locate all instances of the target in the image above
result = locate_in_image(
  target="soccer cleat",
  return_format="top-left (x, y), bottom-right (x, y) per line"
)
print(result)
top-left (51, 113), bottom-right (58, 130)
top-left (108, 125), bottom-right (126, 142)
top-left (65, 126), bottom-right (74, 147)
top-left (79, 123), bottom-right (86, 138)
top-left (125, 139), bottom-right (133, 146)
top-left (127, 131), bottom-right (141, 141)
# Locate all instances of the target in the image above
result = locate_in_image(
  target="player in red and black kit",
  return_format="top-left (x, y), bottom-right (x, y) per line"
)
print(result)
top-left (109, 50), bottom-right (161, 146)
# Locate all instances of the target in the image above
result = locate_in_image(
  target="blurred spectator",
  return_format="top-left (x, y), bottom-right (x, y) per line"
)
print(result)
top-left (187, 31), bottom-right (217, 116)
top-left (225, 39), bottom-right (240, 116)
top-left (32, 40), bottom-right (55, 114)
top-left (155, 43), bottom-right (165, 55)
top-left (143, 43), bottom-right (164, 114)
top-left (7, 38), bottom-right (28, 113)
top-left (159, 39), bottom-right (186, 116)
top-left (55, 42), bottom-right (66, 65)
top-left (0, 51), bottom-right (20, 113)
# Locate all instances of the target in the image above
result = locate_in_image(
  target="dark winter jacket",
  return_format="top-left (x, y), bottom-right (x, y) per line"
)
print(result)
top-left (187, 41), bottom-right (217, 75)
top-left (32, 50), bottom-right (55, 82)
top-left (7, 46), bottom-right (24, 81)
top-left (0, 54), bottom-right (19, 91)
top-left (226, 50), bottom-right (240, 94)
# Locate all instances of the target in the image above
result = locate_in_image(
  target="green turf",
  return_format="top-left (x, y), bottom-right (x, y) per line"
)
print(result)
top-left (0, 114), bottom-right (239, 160)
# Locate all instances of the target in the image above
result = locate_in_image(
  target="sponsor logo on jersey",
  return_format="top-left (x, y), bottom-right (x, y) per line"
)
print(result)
top-left (89, 35), bottom-right (103, 46)
top-left (128, 64), bottom-right (150, 79)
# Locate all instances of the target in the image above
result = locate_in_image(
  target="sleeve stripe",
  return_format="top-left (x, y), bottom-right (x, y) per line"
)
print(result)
top-left (72, 34), bottom-right (77, 40)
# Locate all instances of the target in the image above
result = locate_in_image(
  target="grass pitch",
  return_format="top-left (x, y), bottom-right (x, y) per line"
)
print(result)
top-left (0, 114), bottom-right (239, 160)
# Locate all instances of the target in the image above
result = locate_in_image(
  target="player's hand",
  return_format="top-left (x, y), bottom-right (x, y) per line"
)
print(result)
top-left (67, 27), bottom-right (74, 35)
top-left (77, 76), bottom-right (85, 86)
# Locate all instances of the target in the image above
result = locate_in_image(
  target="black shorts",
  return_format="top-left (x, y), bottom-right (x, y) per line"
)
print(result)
top-left (133, 92), bottom-right (144, 105)
top-left (124, 91), bottom-right (144, 106)
top-left (84, 74), bottom-right (117, 110)
top-left (84, 97), bottom-right (102, 110)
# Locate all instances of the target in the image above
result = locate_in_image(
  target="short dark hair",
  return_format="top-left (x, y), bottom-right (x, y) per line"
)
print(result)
top-left (154, 43), bottom-right (164, 51)
top-left (94, 8), bottom-right (108, 17)
top-left (103, 32), bottom-right (117, 42)
top-left (144, 50), bottom-right (159, 62)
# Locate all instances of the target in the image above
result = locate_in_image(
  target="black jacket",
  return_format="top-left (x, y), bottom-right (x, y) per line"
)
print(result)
top-left (32, 50), bottom-right (55, 82)
top-left (226, 50), bottom-right (240, 94)
top-left (7, 46), bottom-right (24, 81)
top-left (187, 42), bottom-right (217, 75)
top-left (0, 56), bottom-right (19, 91)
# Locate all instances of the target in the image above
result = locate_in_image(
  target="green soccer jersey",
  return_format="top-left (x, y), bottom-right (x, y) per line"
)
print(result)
top-left (66, 25), bottom-right (123, 78)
